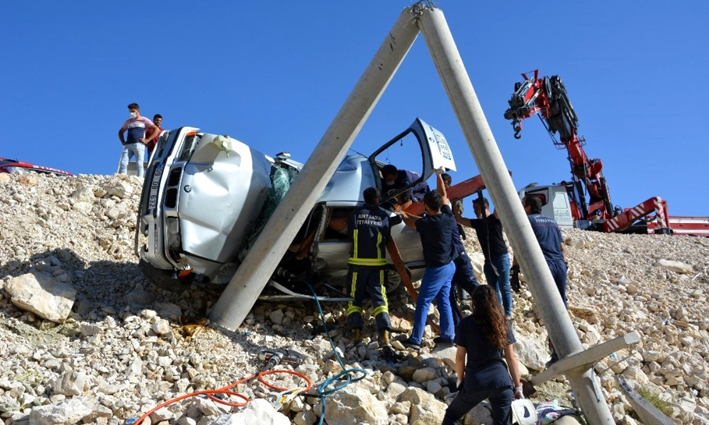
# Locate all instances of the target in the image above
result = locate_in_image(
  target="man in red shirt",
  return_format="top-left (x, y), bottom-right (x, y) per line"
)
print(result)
top-left (145, 114), bottom-right (163, 156)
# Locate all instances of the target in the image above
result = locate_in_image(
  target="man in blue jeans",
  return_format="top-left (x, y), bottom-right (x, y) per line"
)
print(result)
top-left (117, 102), bottom-right (160, 178)
top-left (455, 197), bottom-right (513, 318)
top-left (400, 168), bottom-right (456, 349)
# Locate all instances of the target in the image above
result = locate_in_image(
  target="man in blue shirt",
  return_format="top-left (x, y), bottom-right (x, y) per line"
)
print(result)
top-left (512, 196), bottom-right (567, 305)
top-left (400, 168), bottom-right (456, 349)
top-left (512, 195), bottom-right (567, 365)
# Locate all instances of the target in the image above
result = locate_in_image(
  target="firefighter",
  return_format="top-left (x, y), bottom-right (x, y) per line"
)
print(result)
top-left (512, 195), bottom-right (567, 366)
top-left (346, 187), bottom-right (399, 345)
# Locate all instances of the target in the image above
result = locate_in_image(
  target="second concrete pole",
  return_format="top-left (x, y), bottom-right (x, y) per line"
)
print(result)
top-left (418, 7), bottom-right (614, 425)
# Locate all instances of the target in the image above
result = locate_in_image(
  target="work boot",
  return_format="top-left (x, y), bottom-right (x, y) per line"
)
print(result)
top-left (379, 329), bottom-right (391, 346)
top-left (352, 328), bottom-right (362, 343)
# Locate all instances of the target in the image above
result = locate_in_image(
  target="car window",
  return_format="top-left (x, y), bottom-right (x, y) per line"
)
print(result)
top-left (370, 131), bottom-right (428, 204)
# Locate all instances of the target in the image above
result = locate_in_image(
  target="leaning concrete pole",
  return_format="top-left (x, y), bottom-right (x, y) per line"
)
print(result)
top-left (417, 7), bottom-right (614, 425)
top-left (209, 10), bottom-right (420, 331)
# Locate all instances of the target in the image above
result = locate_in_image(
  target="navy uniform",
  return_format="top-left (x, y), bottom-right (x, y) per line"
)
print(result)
top-left (346, 203), bottom-right (397, 336)
top-left (450, 224), bottom-right (479, 325)
top-left (528, 213), bottom-right (567, 306)
top-left (385, 169), bottom-right (430, 203)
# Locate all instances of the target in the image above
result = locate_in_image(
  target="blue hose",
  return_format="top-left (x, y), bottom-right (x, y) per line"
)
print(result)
top-left (307, 283), bottom-right (367, 425)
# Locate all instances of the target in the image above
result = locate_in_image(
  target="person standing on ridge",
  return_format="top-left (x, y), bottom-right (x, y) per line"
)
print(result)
top-left (144, 114), bottom-right (163, 156)
top-left (117, 103), bottom-right (159, 178)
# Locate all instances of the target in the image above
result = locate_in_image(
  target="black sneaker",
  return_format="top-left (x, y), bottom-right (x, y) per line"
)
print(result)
top-left (433, 336), bottom-right (454, 346)
top-left (401, 338), bottom-right (421, 350)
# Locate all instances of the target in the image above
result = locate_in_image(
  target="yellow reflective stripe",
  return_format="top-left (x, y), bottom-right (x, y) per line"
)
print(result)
top-left (348, 258), bottom-right (387, 266)
top-left (373, 305), bottom-right (389, 317)
top-left (376, 232), bottom-right (383, 260)
top-left (379, 269), bottom-right (388, 306)
top-left (353, 229), bottom-right (359, 260)
top-left (347, 271), bottom-right (358, 314)
top-left (349, 271), bottom-right (358, 298)
top-left (347, 305), bottom-right (363, 316)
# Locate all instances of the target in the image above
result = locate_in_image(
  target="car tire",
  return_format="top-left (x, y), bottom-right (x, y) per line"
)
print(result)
top-left (139, 259), bottom-right (194, 292)
top-left (385, 268), bottom-right (403, 295)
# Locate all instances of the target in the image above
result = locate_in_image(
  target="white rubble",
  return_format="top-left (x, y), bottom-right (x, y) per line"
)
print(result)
top-left (0, 173), bottom-right (707, 424)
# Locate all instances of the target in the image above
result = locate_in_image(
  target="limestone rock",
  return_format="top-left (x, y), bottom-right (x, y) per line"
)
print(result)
top-left (5, 272), bottom-right (76, 322)
top-left (657, 259), bottom-right (693, 274)
top-left (326, 386), bottom-right (388, 425)
top-left (29, 397), bottom-right (92, 425)
top-left (209, 399), bottom-right (289, 425)
top-left (399, 387), bottom-right (447, 425)
top-left (412, 367), bottom-right (437, 384)
top-left (463, 402), bottom-right (492, 425)
top-left (513, 333), bottom-right (548, 371)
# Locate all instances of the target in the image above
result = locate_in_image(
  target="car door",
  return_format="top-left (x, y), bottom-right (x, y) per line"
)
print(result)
top-left (313, 118), bottom-right (456, 285)
top-left (368, 117), bottom-right (456, 197)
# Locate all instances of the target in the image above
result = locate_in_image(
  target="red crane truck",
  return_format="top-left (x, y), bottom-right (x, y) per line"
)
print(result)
top-left (503, 70), bottom-right (708, 237)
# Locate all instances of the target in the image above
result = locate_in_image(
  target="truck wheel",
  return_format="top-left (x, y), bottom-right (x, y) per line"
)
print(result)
top-left (139, 259), bottom-right (194, 292)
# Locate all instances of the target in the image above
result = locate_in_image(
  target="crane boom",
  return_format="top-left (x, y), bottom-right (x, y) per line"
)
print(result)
top-left (504, 70), bottom-right (614, 219)
top-left (504, 70), bottom-right (671, 234)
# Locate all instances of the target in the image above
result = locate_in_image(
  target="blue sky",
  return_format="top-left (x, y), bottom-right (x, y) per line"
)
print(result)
top-left (1, 1), bottom-right (707, 216)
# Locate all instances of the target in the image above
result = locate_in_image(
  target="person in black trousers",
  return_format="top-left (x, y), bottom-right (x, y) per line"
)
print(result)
top-left (442, 285), bottom-right (524, 425)
top-left (345, 187), bottom-right (397, 345)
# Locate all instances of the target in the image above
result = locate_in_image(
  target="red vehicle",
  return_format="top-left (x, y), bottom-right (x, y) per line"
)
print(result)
top-left (0, 157), bottom-right (73, 177)
top-left (503, 70), bottom-right (676, 235)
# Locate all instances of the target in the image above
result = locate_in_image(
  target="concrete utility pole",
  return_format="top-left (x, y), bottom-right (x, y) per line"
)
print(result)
top-left (209, 10), bottom-right (420, 331)
top-left (417, 7), bottom-right (615, 424)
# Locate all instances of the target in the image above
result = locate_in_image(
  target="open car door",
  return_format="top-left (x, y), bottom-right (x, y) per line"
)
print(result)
top-left (368, 117), bottom-right (456, 200)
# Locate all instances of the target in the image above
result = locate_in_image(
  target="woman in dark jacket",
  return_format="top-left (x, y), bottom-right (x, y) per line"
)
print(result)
top-left (442, 285), bottom-right (524, 425)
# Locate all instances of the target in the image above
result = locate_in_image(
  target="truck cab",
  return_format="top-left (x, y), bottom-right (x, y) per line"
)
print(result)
top-left (518, 183), bottom-right (574, 228)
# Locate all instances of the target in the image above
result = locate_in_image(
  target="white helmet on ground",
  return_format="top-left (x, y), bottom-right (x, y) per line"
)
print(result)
top-left (511, 399), bottom-right (537, 425)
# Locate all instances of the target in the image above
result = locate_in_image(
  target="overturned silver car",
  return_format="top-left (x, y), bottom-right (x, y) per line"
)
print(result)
top-left (135, 118), bottom-right (456, 298)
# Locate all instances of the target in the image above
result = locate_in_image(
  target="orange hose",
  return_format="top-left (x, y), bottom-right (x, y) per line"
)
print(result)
top-left (132, 369), bottom-right (312, 424)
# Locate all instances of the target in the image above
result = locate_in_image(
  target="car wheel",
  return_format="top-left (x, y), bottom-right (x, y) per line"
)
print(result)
top-left (139, 259), bottom-right (194, 292)
top-left (385, 268), bottom-right (403, 294)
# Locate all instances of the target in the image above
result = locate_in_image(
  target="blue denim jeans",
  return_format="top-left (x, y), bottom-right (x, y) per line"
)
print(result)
top-left (118, 142), bottom-right (145, 177)
top-left (409, 262), bottom-right (455, 345)
top-left (484, 253), bottom-right (512, 317)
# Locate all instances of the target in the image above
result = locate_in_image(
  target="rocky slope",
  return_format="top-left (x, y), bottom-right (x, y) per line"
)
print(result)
top-left (0, 172), bottom-right (707, 425)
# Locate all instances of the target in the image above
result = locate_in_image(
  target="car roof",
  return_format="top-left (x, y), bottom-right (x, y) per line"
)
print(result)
top-left (318, 154), bottom-right (377, 207)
